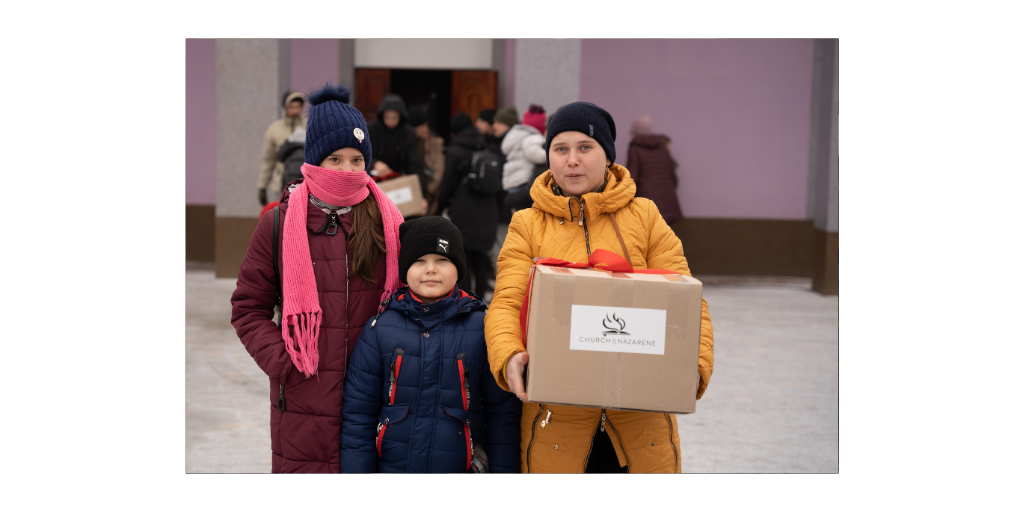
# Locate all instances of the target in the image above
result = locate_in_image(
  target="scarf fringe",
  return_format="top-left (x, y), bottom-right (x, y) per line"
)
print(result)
top-left (283, 310), bottom-right (321, 378)
top-left (280, 164), bottom-right (404, 379)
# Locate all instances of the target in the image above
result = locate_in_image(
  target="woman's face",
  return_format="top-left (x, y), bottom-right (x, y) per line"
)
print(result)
top-left (319, 148), bottom-right (366, 172)
top-left (548, 131), bottom-right (611, 197)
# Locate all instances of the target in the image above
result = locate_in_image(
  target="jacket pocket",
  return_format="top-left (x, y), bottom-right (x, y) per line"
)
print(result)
top-left (376, 403), bottom-right (410, 458)
top-left (442, 406), bottom-right (486, 471)
top-left (441, 406), bottom-right (485, 429)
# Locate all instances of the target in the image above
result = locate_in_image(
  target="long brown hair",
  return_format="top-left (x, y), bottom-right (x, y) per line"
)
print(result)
top-left (350, 192), bottom-right (387, 282)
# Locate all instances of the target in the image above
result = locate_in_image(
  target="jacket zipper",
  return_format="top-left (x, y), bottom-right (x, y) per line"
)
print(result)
top-left (376, 348), bottom-right (404, 457)
top-left (277, 383), bottom-right (286, 412)
top-left (665, 413), bottom-right (679, 471)
top-left (581, 411), bottom-right (603, 471)
top-left (568, 197), bottom-right (592, 256)
top-left (457, 353), bottom-right (472, 470)
top-left (603, 411), bottom-right (631, 473)
top-left (526, 404), bottom-right (545, 473)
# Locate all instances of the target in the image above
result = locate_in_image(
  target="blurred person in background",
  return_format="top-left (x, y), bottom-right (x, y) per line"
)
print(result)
top-left (258, 91), bottom-right (307, 206)
top-left (626, 116), bottom-right (684, 229)
top-left (521, 104), bottom-right (546, 136)
top-left (500, 104), bottom-right (547, 203)
top-left (367, 93), bottom-right (427, 198)
top-left (435, 112), bottom-right (498, 300)
top-left (276, 127), bottom-right (306, 192)
top-left (503, 104), bottom-right (560, 212)
top-left (476, 108), bottom-right (508, 220)
top-left (475, 108), bottom-right (496, 137)
top-left (408, 106), bottom-right (446, 212)
top-left (491, 106), bottom-right (516, 141)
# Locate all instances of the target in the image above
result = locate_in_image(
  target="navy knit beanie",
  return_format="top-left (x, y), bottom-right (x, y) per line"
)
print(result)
top-left (304, 84), bottom-right (372, 167)
top-left (398, 216), bottom-right (467, 284)
top-left (544, 101), bottom-right (617, 166)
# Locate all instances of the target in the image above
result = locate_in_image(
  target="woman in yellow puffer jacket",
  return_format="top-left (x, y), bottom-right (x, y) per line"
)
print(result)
top-left (484, 102), bottom-right (714, 473)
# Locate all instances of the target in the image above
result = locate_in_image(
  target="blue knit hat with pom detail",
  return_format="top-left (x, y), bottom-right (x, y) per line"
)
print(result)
top-left (304, 84), bottom-right (372, 168)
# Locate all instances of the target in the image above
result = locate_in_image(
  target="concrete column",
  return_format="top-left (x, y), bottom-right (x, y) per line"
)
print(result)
top-left (491, 39), bottom-right (506, 107)
top-left (503, 39), bottom-right (516, 109)
top-left (215, 39), bottom-right (289, 278)
top-left (338, 39), bottom-right (355, 90)
top-left (186, 39), bottom-right (217, 262)
top-left (809, 39), bottom-right (839, 295)
top-left (514, 39), bottom-right (580, 117)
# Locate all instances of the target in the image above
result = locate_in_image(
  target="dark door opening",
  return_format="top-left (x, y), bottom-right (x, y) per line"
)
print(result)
top-left (390, 69), bottom-right (453, 143)
top-left (355, 68), bottom-right (498, 144)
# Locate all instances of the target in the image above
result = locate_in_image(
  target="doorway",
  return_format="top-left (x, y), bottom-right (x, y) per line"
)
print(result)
top-left (355, 68), bottom-right (498, 143)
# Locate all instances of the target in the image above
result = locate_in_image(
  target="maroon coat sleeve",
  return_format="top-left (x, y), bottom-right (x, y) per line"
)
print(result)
top-left (230, 210), bottom-right (293, 383)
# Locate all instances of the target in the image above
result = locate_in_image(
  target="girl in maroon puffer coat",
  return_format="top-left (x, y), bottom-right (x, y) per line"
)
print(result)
top-left (231, 84), bottom-right (405, 473)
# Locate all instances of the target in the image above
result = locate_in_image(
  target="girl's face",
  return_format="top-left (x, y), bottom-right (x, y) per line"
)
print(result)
top-left (548, 131), bottom-right (611, 197)
top-left (319, 148), bottom-right (366, 172)
top-left (406, 253), bottom-right (458, 303)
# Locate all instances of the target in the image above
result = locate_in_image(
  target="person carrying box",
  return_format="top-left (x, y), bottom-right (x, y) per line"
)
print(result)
top-left (484, 102), bottom-right (716, 473)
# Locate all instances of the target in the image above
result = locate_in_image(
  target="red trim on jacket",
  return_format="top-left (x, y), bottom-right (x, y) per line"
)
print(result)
top-left (457, 358), bottom-right (471, 470)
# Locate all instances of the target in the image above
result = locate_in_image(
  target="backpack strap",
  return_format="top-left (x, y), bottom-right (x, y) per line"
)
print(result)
top-left (273, 206), bottom-right (282, 325)
top-left (273, 205), bottom-right (280, 290)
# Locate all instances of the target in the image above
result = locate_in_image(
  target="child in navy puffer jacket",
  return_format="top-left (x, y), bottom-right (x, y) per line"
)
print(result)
top-left (340, 217), bottom-right (521, 473)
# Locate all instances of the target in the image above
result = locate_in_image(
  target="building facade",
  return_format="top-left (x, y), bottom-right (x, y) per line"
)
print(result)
top-left (186, 38), bottom-right (838, 294)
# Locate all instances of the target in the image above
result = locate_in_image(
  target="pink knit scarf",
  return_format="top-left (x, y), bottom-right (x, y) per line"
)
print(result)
top-left (281, 163), bottom-right (404, 378)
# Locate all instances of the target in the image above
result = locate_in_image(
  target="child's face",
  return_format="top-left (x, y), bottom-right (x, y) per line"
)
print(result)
top-left (319, 148), bottom-right (366, 172)
top-left (407, 253), bottom-right (458, 303)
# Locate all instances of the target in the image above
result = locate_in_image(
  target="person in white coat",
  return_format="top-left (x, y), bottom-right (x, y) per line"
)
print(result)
top-left (500, 121), bottom-right (547, 196)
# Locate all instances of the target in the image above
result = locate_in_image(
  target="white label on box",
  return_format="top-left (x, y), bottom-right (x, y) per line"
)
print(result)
top-left (384, 186), bottom-right (414, 205)
top-left (569, 305), bottom-right (667, 355)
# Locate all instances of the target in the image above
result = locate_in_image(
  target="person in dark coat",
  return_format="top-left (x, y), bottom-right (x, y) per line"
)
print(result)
top-left (341, 217), bottom-right (521, 473)
top-left (367, 93), bottom-right (428, 198)
top-left (230, 84), bottom-right (406, 473)
top-left (626, 116), bottom-right (684, 224)
top-left (476, 108), bottom-right (511, 225)
top-left (275, 127), bottom-right (305, 192)
top-left (435, 112), bottom-right (498, 299)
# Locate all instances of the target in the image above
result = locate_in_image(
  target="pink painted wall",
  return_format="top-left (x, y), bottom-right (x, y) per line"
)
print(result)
top-left (186, 39), bottom-right (217, 205)
top-left (580, 39), bottom-right (813, 219)
top-left (291, 39), bottom-right (339, 105)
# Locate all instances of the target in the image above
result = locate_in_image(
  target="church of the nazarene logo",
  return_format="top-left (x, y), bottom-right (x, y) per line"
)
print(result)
top-left (602, 313), bottom-right (629, 335)
top-left (569, 305), bottom-right (667, 355)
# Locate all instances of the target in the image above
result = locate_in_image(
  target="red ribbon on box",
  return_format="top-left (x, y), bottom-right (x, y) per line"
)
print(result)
top-left (518, 249), bottom-right (680, 347)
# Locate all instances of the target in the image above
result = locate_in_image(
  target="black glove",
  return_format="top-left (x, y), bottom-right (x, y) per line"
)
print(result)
top-left (258, 188), bottom-right (267, 206)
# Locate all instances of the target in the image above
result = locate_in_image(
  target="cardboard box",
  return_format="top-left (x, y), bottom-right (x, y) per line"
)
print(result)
top-left (523, 265), bottom-right (703, 414)
top-left (378, 174), bottom-right (425, 217)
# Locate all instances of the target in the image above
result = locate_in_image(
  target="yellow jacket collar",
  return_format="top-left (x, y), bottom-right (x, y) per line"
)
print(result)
top-left (529, 163), bottom-right (636, 222)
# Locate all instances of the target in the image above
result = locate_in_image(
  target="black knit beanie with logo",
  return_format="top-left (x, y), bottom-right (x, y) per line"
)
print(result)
top-left (398, 216), bottom-right (467, 284)
top-left (543, 101), bottom-right (617, 166)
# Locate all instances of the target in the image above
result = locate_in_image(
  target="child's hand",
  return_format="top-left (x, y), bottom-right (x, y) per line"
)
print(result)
top-left (505, 352), bottom-right (529, 402)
